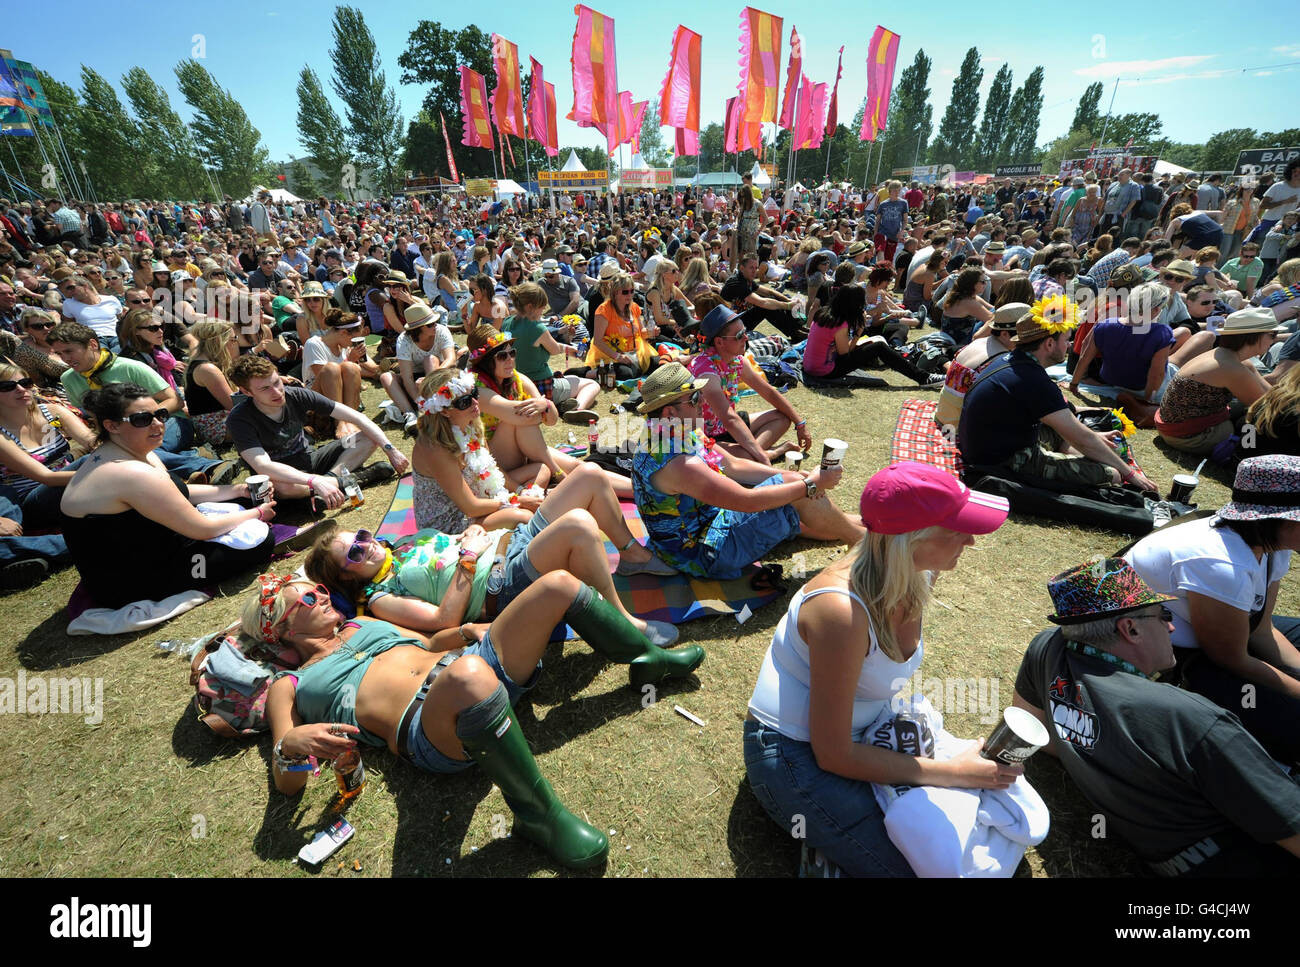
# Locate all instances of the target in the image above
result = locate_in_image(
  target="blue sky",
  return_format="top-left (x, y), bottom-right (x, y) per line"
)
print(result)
top-left (4, 0), bottom-right (1296, 165)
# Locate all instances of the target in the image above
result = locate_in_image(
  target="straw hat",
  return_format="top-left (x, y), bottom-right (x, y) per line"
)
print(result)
top-left (1217, 305), bottom-right (1287, 338)
top-left (636, 362), bottom-right (707, 414)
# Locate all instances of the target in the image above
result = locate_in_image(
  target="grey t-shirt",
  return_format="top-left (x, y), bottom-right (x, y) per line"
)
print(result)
top-left (1016, 628), bottom-right (1300, 862)
top-left (539, 276), bottom-right (579, 314)
top-left (227, 386), bottom-right (334, 461)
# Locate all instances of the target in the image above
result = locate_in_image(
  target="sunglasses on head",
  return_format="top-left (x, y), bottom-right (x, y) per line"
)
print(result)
top-left (345, 529), bottom-right (373, 564)
top-left (450, 386), bottom-right (480, 410)
top-left (120, 407), bottom-right (169, 428)
top-left (0, 377), bottom-right (36, 392)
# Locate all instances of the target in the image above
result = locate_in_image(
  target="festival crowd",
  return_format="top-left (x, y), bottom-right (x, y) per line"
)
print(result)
top-left (2, 155), bottom-right (1299, 876)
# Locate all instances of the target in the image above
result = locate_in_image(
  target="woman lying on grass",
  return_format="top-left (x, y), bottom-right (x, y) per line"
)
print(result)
top-left (250, 572), bottom-right (692, 870)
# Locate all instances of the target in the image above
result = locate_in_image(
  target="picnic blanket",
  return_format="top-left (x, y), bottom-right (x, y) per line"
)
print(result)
top-left (891, 399), bottom-right (964, 479)
top-left (375, 476), bottom-right (783, 630)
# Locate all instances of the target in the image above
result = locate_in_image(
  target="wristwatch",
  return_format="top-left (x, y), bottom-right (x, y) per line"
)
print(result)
top-left (382, 442), bottom-right (396, 452)
top-left (804, 478), bottom-right (819, 499)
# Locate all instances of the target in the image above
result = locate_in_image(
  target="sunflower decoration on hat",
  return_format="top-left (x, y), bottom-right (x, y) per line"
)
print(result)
top-left (1028, 294), bottom-right (1079, 335)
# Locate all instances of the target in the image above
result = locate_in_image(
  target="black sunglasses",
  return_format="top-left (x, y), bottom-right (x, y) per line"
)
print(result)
top-left (0, 377), bottom-right (36, 392)
top-left (121, 407), bottom-right (169, 428)
top-left (1132, 606), bottom-right (1175, 623)
top-left (492, 348), bottom-right (516, 361)
top-left (24, 321), bottom-right (53, 330)
top-left (138, 324), bottom-right (165, 332)
top-left (450, 387), bottom-right (480, 410)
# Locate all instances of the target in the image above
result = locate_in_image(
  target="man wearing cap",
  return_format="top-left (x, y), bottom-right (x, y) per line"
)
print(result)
top-left (1012, 557), bottom-right (1300, 876)
top-left (1085, 237), bottom-right (1140, 291)
top-left (1155, 258), bottom-right (1195, 329)
top-left (691, 305), bottom-right (812, 465)
top-left (554, 244), bottom-right (576, 279)
top-left (630, 363), bottom-right (863, 579)
top-left (384, 301), bottom-right (456, 432)
top-left (539, 258), bottom-right (581, 316)
top-left (958, 307), bottom-right (1159, 492)
top-left (247, 248), bottom-right (285, 292)
top-left (978, 242), bottom-right (1028, 300)
top-left (315, 248), bottom-right (344, 285)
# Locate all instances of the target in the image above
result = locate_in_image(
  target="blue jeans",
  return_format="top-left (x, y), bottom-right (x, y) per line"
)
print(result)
top-left (402, 631), bottom-right (540, 774)
top-left (0, 490), bottom-right (69, 565)
top-left (495, 509), bottom-right (550, 612)
top-left (743, 719), bottom-right (914, 877)
top-left (157, 415), bottom-right (215, 478)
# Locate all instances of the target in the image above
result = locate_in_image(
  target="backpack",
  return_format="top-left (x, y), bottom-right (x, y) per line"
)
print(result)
top-left (1135, 185), bottom-right (1162, 220)
top-left (899, 332), bottom-right (956, 376)
top-left (188, 622), bottom-right (300, 737)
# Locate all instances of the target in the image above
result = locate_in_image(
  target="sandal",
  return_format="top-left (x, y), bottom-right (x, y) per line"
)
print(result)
top-left (749, 563), bottom-right (787, 594)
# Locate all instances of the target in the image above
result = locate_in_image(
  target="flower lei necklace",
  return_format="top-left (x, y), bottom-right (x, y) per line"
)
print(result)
top-left (450, 422), bottom-right (517, 507)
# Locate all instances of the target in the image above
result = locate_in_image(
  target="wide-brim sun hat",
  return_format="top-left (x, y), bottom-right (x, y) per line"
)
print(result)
top-left (299, 281), bottom-right (327, 298)
top-left (1217, 305), bottom-right (1287, 338)
top-left (991, 302), bottom-right (1030, 332)
top-left (1046, 557), bottom-right (1174, 625)
top-left (860, 462), bottom-right (1009, 535)
top-left (637, 362), bottom-right (708, 414)
top-left (383, 271), bottom-right (410, 287)
top-left (1216, 454), bottom-right (1300, 524)
top-left (404, 300), bottom-right (446, 329)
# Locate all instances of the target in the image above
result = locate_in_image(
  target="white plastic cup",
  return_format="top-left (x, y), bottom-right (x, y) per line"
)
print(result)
top-left (980, 707), bottom-right (1051, 765)
top-left (246, 475), bottom-right (272, 504)
top-left (821, 439), bottom-right (848, 471)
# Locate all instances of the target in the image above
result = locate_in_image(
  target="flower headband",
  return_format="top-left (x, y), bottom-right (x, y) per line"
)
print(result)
top-left (257, 573), bottom-right (298, 644)
top-left (418, 374), bottom-right (475, 416)
top-left (468, 330), bottom-right (512, 361)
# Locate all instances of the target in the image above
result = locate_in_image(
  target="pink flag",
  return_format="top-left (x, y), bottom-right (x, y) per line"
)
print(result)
top-left (458, 66), bottom-right (494, 150)
top-left (778, 26), bottom-right (802, 130)
top-left (570, 4), bottom-right (619, 152)
top-left (528, 57), bottom-right (559, 157)
top-left (675, 127), bottom-right (699, 156)
top-left (860, 26), bottom-right (901, 142)
top-left (795, 75), bottom-right (827, 150)
top-left (659, 25), bottom-right (701, 133)
top-left (736, 6), bottom-right (782, 125)
top-left (629, 99), bottom-right (649, 154)
top-left (490, 34), bottom-right (526, 137)
top-left (439, 110), bottom-right (460, 182)
top-left (825, 46), bottom-right (844, 136)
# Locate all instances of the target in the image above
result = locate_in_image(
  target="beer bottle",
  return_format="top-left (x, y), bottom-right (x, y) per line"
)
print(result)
top-left (333, 747), bottom-right (365, 805)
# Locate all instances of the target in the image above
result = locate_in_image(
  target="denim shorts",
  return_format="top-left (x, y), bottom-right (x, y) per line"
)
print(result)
top-left (401, 630), bottom-right (541, 775)
top-left (495, 508), bottom-right (550, 611)
top-left (699, 475), bottom-right (801, 580)
top-left (743, 718), bottom-right (914, 877)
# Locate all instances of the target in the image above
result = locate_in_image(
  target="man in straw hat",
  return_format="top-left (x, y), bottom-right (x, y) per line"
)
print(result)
top-left (1012, 555), bottom-right (1300, 876)
top-left (958, 300), bottom-right (1159, 492)
top-left (629, 362), bottom-right (863, 580)
top-left (380, 301), bottom-right (456, 433)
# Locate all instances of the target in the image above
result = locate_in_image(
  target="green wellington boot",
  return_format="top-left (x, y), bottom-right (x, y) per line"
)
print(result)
top-left (565, 584), bottom-right (705, 688)
top-left (458, 687), bottom-right (609, 870)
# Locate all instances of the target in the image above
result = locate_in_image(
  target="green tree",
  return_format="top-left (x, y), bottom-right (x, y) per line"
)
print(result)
top-left (295, 66), bottom-right (351, 195)
top-left (73, 67), bottom-right (143, 199)
top-left (875, 49), bottom-right (933, 183)
top-left (1037, 125), bottom-right (1094, 175)
top-left (1152, 142), bottom-right (1204, 171)
top-left (1070, 82), bottom-right (1104, 135)
top-left (330, 6), bottom-right (405, 195)
top-left (974, 64), bottom-right (1013, 173)
top-left (928, 47), bottom-right (982, 169)
top-left (4, 70), bottom-right (92, 199)
top-left (401, 109), bottom-right (444, 180)
top-left (1199, 128), bottom-right (1259, 173)
top-left (175, 59), bottom-right (272, 198)
top-left (398, 19), bottom-right (497, 180)
top-left (559, 146), bottom-right (616, 175)
top-left (1098, 111), bottom-right (1161, 149)
top-left (122, 67), bottom-right (206, 200)
top-left (287, 160), bottom-right (322, 200)
top-left (637, 98), bottom-right (671, 167)
top-left (697, 122), bottom-right (725, 173)
top-left (1000, 66), bottom-right (1044, 166)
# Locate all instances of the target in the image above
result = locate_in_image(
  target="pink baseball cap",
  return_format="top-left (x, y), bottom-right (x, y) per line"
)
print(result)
top-left (860, 462), bottom-right (1009, 535)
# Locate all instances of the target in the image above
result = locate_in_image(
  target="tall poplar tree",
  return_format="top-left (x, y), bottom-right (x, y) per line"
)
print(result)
top-left (974, 64), bottom-right (1013, 172)
top-left (928, 47), bottom-right (982, 169)
top-left (295, 67), bottom-right (351, 195)
top-left (330, 6), bottom-right (404, 195)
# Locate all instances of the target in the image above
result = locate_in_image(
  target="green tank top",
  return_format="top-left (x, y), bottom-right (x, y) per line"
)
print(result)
top-left (363, 529), bottom-right (507, 621)
top-left (279, 620), bottom-right (423, 747)
top-left (503, 314), bottom-right (554, 386)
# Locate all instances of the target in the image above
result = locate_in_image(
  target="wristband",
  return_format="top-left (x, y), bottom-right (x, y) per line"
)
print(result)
top-left (307, 475), bottom-right (317, 493)
top-left (274, 737), bottom-right (311, 772)
top-left (794, 420), bottom-right (807, 429)
top-left (458, 624), bottom-right (474, 645)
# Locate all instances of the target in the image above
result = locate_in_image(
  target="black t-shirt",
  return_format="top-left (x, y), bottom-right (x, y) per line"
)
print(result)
top-left (958, 350), bottom-right (1069, 465)
top-left (720, 272), bottom-right (758, 313)
top-left (1016, 628), bottom-right (1300, 861)
top-left (227, 386), bottom-right (335, 461)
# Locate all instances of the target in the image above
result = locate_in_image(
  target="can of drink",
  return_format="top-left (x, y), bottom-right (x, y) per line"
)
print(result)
top-left (980, 706), bottom-right (1051, 766)
top-left (246, 474), bottom-right (272, 504)
top-left (820, 439), bottom-right (848, 471)
top-left (1168, 473), bottom-right (1198, 504)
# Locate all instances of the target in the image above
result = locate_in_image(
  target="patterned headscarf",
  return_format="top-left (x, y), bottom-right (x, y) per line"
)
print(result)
top-left (256, 573), bottom-right (299, 644)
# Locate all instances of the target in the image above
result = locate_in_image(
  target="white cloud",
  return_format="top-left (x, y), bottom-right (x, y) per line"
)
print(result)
top-left (1117, 69), bottom-right (1232, 86)
top-left (1272, 44), bottom-right (1300, 57)
top-left (940, 68), bottom-right (955, 77)
top-left (1075, 55), bottom-right (1214, 79)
